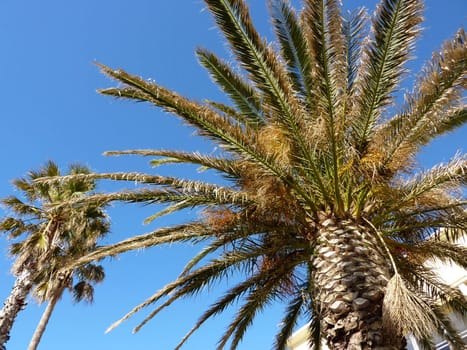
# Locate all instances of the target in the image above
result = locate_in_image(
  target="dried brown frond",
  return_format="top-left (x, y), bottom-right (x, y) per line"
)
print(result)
top-left (383, 273), bottom-right (438, 339)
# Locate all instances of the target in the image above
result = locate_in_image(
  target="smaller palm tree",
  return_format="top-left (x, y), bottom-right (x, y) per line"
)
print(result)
top-left (0, 161), bottom-right (109, 350)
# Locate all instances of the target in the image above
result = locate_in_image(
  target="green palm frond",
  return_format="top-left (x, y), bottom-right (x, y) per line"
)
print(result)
top-left (205, 100), bottom-right (261, 127)
top-left (217, 252), bottom-right (301, 349)
top-left (107, 245), bottom-right (263, 334)
top-left (175, 267), bottom-right (278, 349)
top-left (408, 240), bottom-right (467, 269)
top-left (98, 67), bottom-right (303, 187)
top-left (105, 149), bottom-right (244, 178)
top-left (203, 0), bottom-right (298, 116)
top-left (218, 289), bottom-right (272, 350)
top-left (352, 0), bottom-right (423, 152)
top-left (197, 48), bottom-right (265, 127)
top-left (98, 68), bottom-right (260, 155)
top-left (396, 155), bottom-right (467, 205)
top-left (302, 0), bottom-right (347, 211)
top-left (64, 224), bottom-right (208, 273)
top-left (375, 28), bottom-right (467, 172)
top-left (72, 281), bottom-right (95, 303)
top-left (268, 0), bottom-right (313, 105)
top-left (343, 7), bottom-right (368, 96)
top-left (1, 196), bottom-right (41, 217)
top-left (36, 171), bottom-right (250, 199)
top-left (273, 292), bottom-right (304, 350)
top-left (74, 186), bottom-right (250, 209)
top-left (75, 264), bottom-right (105, 284)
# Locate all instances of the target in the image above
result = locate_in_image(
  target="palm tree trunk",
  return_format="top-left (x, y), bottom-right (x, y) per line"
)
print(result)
top-left (0, 267), bottom-right (34, 350)
top-left (312, 216), bottom-right (405, 349)
top-left (27, 287), bottom-right (64, 350)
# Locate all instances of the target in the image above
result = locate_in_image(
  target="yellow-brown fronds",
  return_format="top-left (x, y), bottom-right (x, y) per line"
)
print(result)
top-left (258, 124), bottom-right (292, 165)
top-left (203, 208), bottom-right (238, 233)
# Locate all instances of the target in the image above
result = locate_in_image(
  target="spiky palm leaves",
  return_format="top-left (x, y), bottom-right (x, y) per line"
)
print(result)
top-left (0, 161), bottom-right (109, 350)
top-left (40, 0), bottom-right (466, 348)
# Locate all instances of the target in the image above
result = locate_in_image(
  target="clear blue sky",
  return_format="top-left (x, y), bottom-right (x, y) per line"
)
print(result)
top-left (0, 1), bottom-right (465, 349)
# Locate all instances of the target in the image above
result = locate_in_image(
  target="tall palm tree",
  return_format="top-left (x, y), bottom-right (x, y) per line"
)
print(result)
top-left (0, 161), bottom-right (109, 350)
top-left (46, 0), bottom-right (466, 348)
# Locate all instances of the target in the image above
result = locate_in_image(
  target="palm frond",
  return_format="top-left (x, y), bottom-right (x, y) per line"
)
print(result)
top-left (0, 217), bottom-right (33, 239)
top-left (383, 273), bottom-right (438, 340)
top-left (205, 100), bottom-right (261, 127)
top-left (1, 196), bottom-right (41, 217)
top-left (98, 66), bottom-right (304, 189)
top-left (376, 28), bottom-right (467, 172)
top-left (143, 200), bottom-right (193, 224)
top-left (396, 155), bottom-right (467, 206)
top-left (343, 8), bottom-right (368, 95)
top-left (72, 281), bottom-right (95, 303)
top-left (196, 48), bottom-right (265, 127)
top-left (268, 0), bottom-right (313, 105)
top-left (217, 252), bottom-right (301, 350)
top-left (397, 260), bottom-right (467, 318)
top-left (108, 245), bottom-right (268, 334)
top-left (35, 172), bottom-right (248, 199)
top-left (305, 262), bottom-right (322, 350)
top-left (221, 290), bottom-right (273, 350)
top-left (98, 65), bottom-right (261, 154)
top-left (104, 149), bottom-right (244, 178)
top-left (203, 0), bottom-right (300, 118)
top-left (174, 268), bottom-right (273, 350)
top-left (273, 292), bottom-right (304, 350)
top-left (180, 235), bottom-right (236, 277)
top-left (352, 0), bottom-right (423, 152)
top-left (71, 185), bottom-right (250, 209)
top-left (61, 224), bottom-right (208, 272)
top-left (409, 240), bottom-right (467, 269)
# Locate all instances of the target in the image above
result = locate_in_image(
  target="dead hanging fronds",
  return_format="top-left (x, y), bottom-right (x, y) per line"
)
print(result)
top-left (383, 273), bottom-right (438, 339)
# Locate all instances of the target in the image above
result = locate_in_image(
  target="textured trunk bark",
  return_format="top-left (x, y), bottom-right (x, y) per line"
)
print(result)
top-left (312, 216), bottom-right (406, 350)
top-left (27, 287), bottom-right (64, 350)
top-left (0, 268), bottom-right (34, 350)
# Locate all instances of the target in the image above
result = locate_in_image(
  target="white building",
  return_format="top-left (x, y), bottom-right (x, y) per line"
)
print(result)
top-left (287, 236), bottom-right (467, 350)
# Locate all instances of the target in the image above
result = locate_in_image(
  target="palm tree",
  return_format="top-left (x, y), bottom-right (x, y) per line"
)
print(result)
top-left (44, 0), bottom-right (466, 348)
top-left (26, 204), bottom-right (108, 350)
top-left (0, 161), bottom-right (109, 350)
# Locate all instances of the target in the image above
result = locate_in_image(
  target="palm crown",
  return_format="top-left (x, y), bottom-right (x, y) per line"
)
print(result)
top-left (0, 161), bottom-right (110, 350)
top-left (45, 0), bottom-right (466, 349)
top-left (1, 161), bottom-right (108, 302)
